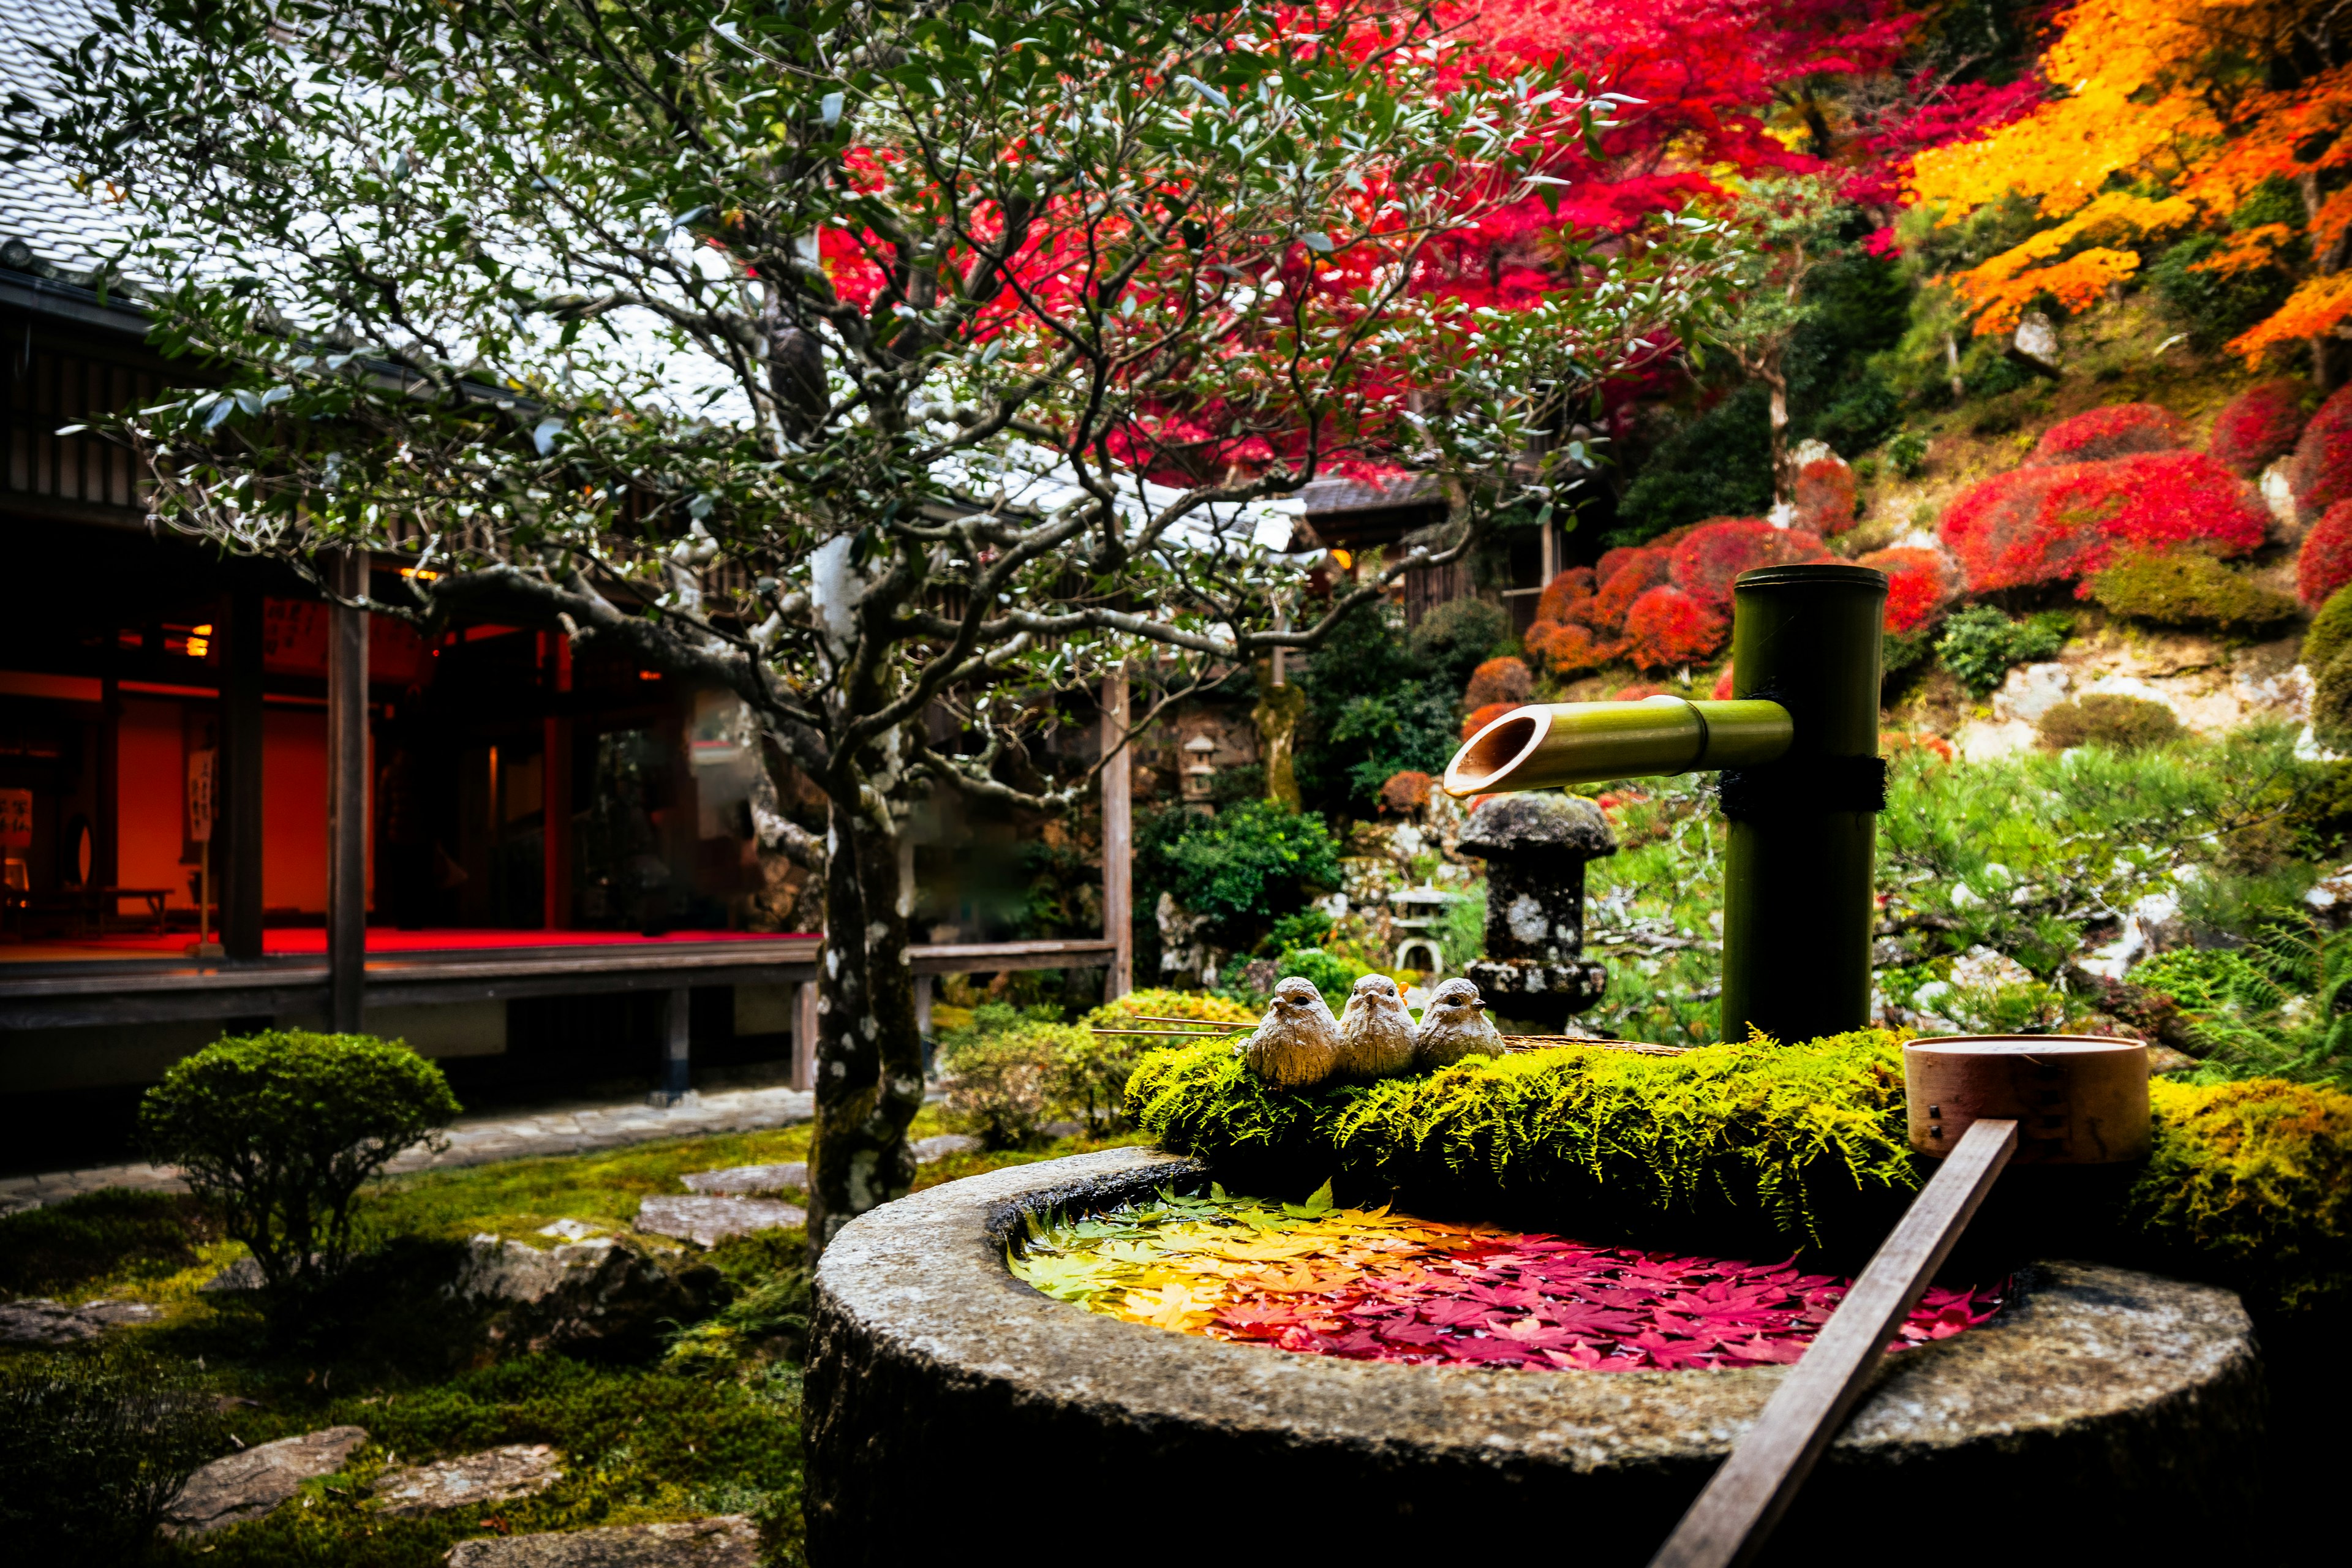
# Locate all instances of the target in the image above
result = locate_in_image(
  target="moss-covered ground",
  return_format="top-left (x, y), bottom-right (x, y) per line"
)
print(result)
top-left (0, 1110), bottom-right (1146, 1566)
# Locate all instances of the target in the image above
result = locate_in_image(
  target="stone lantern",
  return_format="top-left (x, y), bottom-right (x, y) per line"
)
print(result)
top-left (1457, 793), bottom-right (1616, 1028)
top-left (1180, 734), bottom-right (1218, 805)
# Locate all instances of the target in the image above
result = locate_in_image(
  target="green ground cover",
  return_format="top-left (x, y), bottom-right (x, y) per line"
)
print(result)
top-left (0, 1114), bottom-right (1145, 1566)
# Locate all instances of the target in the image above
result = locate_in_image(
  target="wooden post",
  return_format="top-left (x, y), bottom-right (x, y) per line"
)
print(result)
top-left (1101, 665), bottom-right (1133, 1000)
top-left (653, 984), bottom-right (693, 1104)
top-left (542, 632), bottom-right (572, 930)
top-left (221, 583), bottom-right (266, 961)
top-left (793, 980), bottom-right (819, 1090)
top-left (1648, 1118), bottom-right (2018, 1568)
top-left (326, 552), bottom-right (369, 1032)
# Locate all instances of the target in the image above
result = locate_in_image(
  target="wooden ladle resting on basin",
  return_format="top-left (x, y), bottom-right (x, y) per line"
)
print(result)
top-left (1651, 1035), bottom-right (2152, 1568)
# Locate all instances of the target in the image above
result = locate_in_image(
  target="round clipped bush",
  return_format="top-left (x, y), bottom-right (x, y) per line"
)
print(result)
top-left (1521, 619), bottom-right (1616, 676)
top-left (2089, 551), bottom-right (2301, 629)
top-left (2024, 403), bottom-right (2184, 467)
top-left (139, 1031), bottom-right (459, 1298)
top-left (2304, 584), bottom-right (2352, 674)
top-left (1534, 567), bottom-right (1595, 625)
top-left (1623, 584), bottom-right (1728, 669)
top-left (2037, 693), bottom-right (2184, 753)
top-left (2290, 385), bottom-right (2352, 521)
top-left (1463, 655), bottom-right (1532, 707)
top-left (2299, 500), bottom-right (2352, 608)
top-left (943, 1023), bottom-right (1077, 1148)
top-left (1379, 769), bottom-right (1435, 813)
top-left (1668, 518), bottom-right (1830, 612)
top-left (1793, 454), bottom-right (1860, 535)
top-left (1461, 700), bottom-right (1518, 739)
top-left (1940, 451), bottom-right (2269, 593)
top-left (2210, 379), bottom-right (2309, 478)
top-left (1580, 546), bottom-right (1672, 629)
top-left (1855, 545), bottom-right (1960, 634)
top-left (1407, 596), bottom-right (1509, 684)
top-left (1712, 664), bottom-right (1735, 699)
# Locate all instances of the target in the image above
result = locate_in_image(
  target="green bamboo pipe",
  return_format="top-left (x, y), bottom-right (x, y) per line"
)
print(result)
top-left (1442, 562), bottom-right (1887, 1046)
top-left (1444, 697), bottom-right (1793, 793)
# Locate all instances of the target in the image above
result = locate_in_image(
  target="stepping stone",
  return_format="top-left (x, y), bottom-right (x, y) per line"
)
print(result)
top-left (445, 1513), bottom-right (758, 1566)
top-left (369, 1444), bottom-right (562, 1518)
top-left (911, 1134), bottom-right (982, 1164)
top-left (680, 1162), bottom-right (805, 1195)
top-left (633, 1195), bottom-right (805, 1247)
top-left (165, 1426), bottom-right (369, 1537)
top-left (0, 1297), bottom-right (163, 1345)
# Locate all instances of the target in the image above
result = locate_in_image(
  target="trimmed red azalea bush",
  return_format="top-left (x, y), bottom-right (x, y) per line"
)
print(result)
top-left (1464, 655), bottom-right (1533, 707)
top-left (1623, 585), bottom-right (1728, 669)
top-left (1940, 451), bottom-right (2269, 593)
top-left (2024, 403), bottom-right (2184, 467)
top-left (1534, 567), bottom-right (1595, 625)
top-left (2210, 379), bottom-right (2309, 478)
top-left (1522, 620), bottom-right (1617, 676)
top-left (2288, 385), bottom-right (2352, 520)
top-left (1579, 546), bottom-right (1673, 630)
top-left (1855, 546), bottom-right (1961, 634)
top-left (1792, 455), bottom-right (1859, 535)
top-left (1713, 665), bottom-right (1735, 699)
top-left (1379, 771), bottom-right (1435, 813)
top-left (1669, 518), bottom-right (1831, 612)
top-left (2300, 502), bottom-right (2352, 608)
top-left (1461, 701), bottom-right (1520, 739)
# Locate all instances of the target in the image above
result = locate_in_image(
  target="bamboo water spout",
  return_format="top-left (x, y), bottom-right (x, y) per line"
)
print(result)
top-left (1442, 564), bottom-right (1889, 1046)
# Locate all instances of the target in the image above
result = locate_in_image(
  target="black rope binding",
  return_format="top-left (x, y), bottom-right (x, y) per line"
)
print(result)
top-left (1716, 755), bottom-right (1890, 820)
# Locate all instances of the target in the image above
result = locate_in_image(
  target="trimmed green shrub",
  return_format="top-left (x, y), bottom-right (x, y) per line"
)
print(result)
top-left (1934, 605), bottom-right (2071, 696)
top-left (139, 1031), bottom-right (459, 1298)
top-left (2037, 693), bottom-right (2184, 753)
top-left (941, 1023), bottom-right (1079, 1147)
top-left (0, 1349), bottom-right (225, 1564)
top-left (1408, 595), bottom-right (1510, 687)
top-left (1885, 429), bottom-right (1929, 478)
top-left (2304, 582), bottom-right (2352, 674)
top-left (2087, 551), bottom-right (2299, 630)
top-left (2316, 654), bottom-right (2352, 750)
top-left (1138, 799), bottom-right (1343, 946)
top-left (1126, 1031), bottom-right (2352, 1311)
top-left (1276, 945), bottom-right (1370, 1011)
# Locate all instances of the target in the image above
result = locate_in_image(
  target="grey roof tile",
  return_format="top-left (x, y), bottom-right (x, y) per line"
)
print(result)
top-left (0, 0), bottom-right (141, 275)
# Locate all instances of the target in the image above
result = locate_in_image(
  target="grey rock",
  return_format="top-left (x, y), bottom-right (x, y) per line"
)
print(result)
top-left (446, 1235), bottom-right (718, 1352)
top-left (444, 1514), bottom-right (758, 1567)
top-left (805, 1148), bottom-right (2265, 1559)
top-left (202, 1256), bottom-right (267, 1292)
top-left (909, 1133), bottom-right (982, 1163)
top-left (164, 1426), bottom-right (369, 1537)
top-left (2012, 308), bottom-right (2062, 374)
top-left (633, 1195), bottom-right (807, 1247)
top-left (680, 1162), bottom-right (807, 1196)
top-left (1456, 792), bottom-right (1616, 862)
top-left (369, 1444), bottom-right (562, 1518)
top-left (0, 1297), bottom-right (162, 1345)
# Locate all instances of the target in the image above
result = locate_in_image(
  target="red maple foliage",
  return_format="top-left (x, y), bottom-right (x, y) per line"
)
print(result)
top-left (1792, 456), bottom-right (1859, 535)
top-left (1461, 701), bottom-right (1523, 740)
top-left (1464, 656), bottom-right (1534, 706)
top-left (1668, 519), bottom-right (1832, 612)
top-left (1380, 771), bottom-right (1437, 813)
top-left (1940, 451), bottom-right (2269, 593)
top-left (1523, 619), bottom-right (1619, 676)
top-left (1534, 567), bottom-right (1596, 625)
top-left (2023, 404), bottom-right (2185, 467)
top-left (1624, 585), bottom-right (1729, 668)
top-left (2209, 379), bottom-right (2310, 478)
top-left (2288, 386), bottom-right (2352, 521)
top-left (1580, 547), bottom-right (1675, 630)
top-left (1855, 545), bottom-right (1958, 633)
top-left (2299, 502), bottom-right (2352, 608)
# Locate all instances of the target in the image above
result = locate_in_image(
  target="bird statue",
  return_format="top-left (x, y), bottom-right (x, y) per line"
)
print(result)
top-left (1242, 976), bottom-right (1343, 1090)
top-left (1414, 977), bottom-right (1506, 1069)
top-left (1335, 973), bottom-right (1417, 1081)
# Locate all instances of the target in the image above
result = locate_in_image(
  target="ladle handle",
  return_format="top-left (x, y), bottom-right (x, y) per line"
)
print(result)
top-left (1648, 1116), bottom-right (2019, 1568)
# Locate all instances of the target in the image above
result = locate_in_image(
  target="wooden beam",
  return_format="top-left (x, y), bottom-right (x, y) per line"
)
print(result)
top-left (326, 552), bottom-right (369, 1031)
top-left (1649, 1117), bottom-right (2019, 1568)
top-left (1101, 665), bottom-right (1133, 1000)
top-left (220, 583), bottom-right (265, 960)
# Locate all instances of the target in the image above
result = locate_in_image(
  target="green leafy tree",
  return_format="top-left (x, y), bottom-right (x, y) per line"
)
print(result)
top-left (1703, 175), bottom-right (1855, 506)
top-left (34, 0), bottom-right (1740, 1249)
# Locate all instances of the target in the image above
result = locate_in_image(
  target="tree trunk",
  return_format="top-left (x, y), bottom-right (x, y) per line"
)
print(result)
top-left (804, 797), bottom-right (925, 1256)
top-left (1765, 353), bottom-right (1792, 509)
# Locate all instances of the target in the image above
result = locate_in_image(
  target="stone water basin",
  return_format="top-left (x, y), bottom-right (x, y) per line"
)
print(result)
top-left (805, 1148), bottom-right (2263, 1562)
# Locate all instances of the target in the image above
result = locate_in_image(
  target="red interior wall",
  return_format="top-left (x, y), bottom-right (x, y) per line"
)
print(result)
top-left (115, 697), bottom-right (189, 907)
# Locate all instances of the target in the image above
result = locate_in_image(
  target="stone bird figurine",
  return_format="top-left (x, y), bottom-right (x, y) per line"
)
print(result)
top-left (1242, 976), bottom-right (1343, 1090)
top-left (1414, 978), bottom-right (1506, 1069)
top-left (1335, 973), bottom-right (1417, 1081)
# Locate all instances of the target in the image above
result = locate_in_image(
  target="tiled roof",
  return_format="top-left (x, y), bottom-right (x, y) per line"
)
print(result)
top-left (1297, 473), bottom-right (1447, 518)
top-left (0, 0), bottom-right (141, 276)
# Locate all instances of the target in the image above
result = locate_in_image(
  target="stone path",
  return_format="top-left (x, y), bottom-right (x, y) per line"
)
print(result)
top-left (369, 1444), bottom-right (563, 1518)
top-left (445, 1514), bottom-right (759, 1567)
top-left (0, 1084), bottom-right (815, 1216)
top-left (0, 1296), bottom-right (164, 1344)
top-left (164, 1426), bottom-right (371, 1539)
top-left (633, 1194), bottom-right (807, 1246)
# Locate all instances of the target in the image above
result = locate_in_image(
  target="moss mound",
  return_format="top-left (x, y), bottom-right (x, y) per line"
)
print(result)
top-left (2037, 693), bottom-right (2184, 753)
top-left (1127, 1033), bottom-right (2352, 1312)
top-left (2303, 582), bottom-right (2352, 674)
top-left (2087, 550), bottom-right (2299, 630)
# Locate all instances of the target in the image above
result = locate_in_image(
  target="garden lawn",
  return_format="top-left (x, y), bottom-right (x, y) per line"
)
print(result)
top-left (0, 1115), bottom-right (1146, 1566)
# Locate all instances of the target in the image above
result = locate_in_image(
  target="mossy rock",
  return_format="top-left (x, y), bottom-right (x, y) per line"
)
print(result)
top-left (2087, 551), bottom-right (2298, 631)
top-left (1125, 1031), bottom-right (2352, 1313)
top-left (2037, 693), bottom-right (2184, 753)
top-left (2315, 652), bottom-right (2352, 751)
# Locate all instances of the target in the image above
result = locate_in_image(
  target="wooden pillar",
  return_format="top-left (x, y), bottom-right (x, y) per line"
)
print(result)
top-left (220, 583), bottom-right (265, 960)
top-left (541, 633), bottom-right (571, 930)
top-left (1101, 666), bottom-right (1133, 1000)
top-left (326, 552), bottom-right (369, 1031)
top-left (96, 663), bottom-right (120, 893)
top-left (792, 979), bottom-right (818, 1090)
top-left (653, 984), bottom-right (692, 1104)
